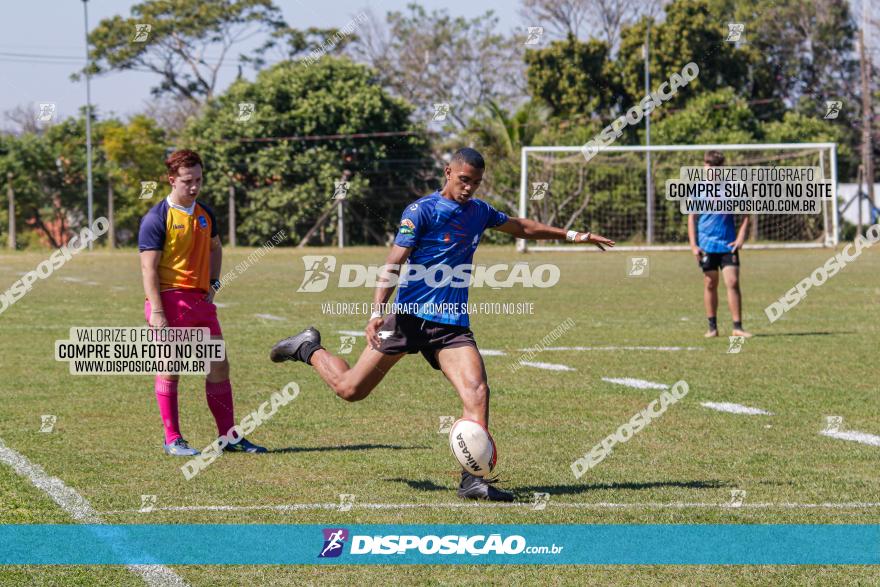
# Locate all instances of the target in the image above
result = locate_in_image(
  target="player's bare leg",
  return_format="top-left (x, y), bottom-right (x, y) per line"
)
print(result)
top-left (310, 346), bottom-right (405, 401)
top-left (270, 327), bottom-right (404, 401)
top-left (436, 345), bottom-right (512, 502)
top-left (436, 345), bottom-right (489, 427)
top-left (703, 270), bottom-right (720, 337)
top-left (723, 265), bottom-right (752, 338)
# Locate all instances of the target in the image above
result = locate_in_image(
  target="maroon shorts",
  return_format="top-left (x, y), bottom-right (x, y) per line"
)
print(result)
top-left (376, 313), bottom-right (477, 370)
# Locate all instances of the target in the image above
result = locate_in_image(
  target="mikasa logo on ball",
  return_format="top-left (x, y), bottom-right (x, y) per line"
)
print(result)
top-left (449, 419), bottom-right (496, 477)
top-left (456, 432), bottom-right (481, 473)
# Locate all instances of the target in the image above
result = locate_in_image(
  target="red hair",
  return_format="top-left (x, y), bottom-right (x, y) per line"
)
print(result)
top-left (165, 149), bottom-right (203, 175)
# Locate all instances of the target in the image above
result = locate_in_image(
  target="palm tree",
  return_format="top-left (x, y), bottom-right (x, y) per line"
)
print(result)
top-left (468, 99), bottom-right (550, 212)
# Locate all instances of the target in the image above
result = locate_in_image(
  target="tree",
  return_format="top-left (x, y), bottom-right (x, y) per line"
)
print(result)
top-left (465, 100), bottom-right (550, 215)
top-left (760, 110), bottom-right (857, 179)
top-left (84, 0), bottom-right (287, 103)
top-left (729, 0), bottom-right (857, 121)
top-left (519, 0), bottom-right (669, 50)
top-left (617, 0), bottom-right (750, 107)
top-left (519, 0), bottom-right (591, 39)
top-left (350, 4), bottom-right (524, 129)
top-left (524, 36), bottom-right (622, 120)
top-left (3, 105), bottom-right (44, 136)
top-left (183, 56), bottom-right (434, 246)
top-left (101, 115), bottom-right (169, 243)
top-left (0, 115), bottom-right (107, 249)
top-left (650, 88), bottom-right (758, 145)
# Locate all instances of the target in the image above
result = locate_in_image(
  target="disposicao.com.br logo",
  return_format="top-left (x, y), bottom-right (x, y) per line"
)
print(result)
top-left (297, 255), bottom-right (560, 293)
top-left (318, 528), bottom-right (563, 557)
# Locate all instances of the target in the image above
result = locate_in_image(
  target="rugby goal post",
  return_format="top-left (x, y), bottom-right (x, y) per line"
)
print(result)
top-left (517, 143), bottom-right (839, 252)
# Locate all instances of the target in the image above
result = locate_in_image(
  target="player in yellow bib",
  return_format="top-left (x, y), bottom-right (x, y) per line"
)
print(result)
top-left (138, 149), bottom-right (266, 456)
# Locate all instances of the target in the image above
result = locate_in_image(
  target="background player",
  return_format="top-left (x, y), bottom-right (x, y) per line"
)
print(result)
top-left (270, 147), bottom-right (614, 501)
top-left (687, 150), bottom-right (752, 338)
top-left (138, 149), bottom-right (266, 456)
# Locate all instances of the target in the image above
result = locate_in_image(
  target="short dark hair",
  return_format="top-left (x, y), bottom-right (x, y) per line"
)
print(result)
top-left (165, 149), bottom-right (203, 175)
top-left (450, 147), bottom-right (485, 170)
top-left (704, 150), bottom-right (725, 167)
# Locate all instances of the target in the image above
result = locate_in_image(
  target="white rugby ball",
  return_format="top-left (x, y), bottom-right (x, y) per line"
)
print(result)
top-left (449, 419), bottom-right (496, 477)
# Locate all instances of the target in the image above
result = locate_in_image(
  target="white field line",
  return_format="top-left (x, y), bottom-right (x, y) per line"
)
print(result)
top-left (701, 402), bottom-right (773, 416)
top-left (0, 437), bottom-right (187, 586)
top-left (820, 430), bottom-right (880, 447)
top-left (328, 342), bottom-right (704, 353)
top-left (520, 346), bottom-right (702, 352)
top-left (602, 377), bottom-right (669, 390)
top-left (338, 330), bottom-right (365, 337)
top-left (254, 313), bottom-right (286, 321)
top-left (99, 501), bottom-right (880, 514)
top-left (518, 361), bottom-right (576, 371)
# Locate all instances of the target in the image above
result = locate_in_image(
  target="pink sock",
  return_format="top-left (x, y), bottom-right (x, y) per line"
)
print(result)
top-left (205, 380), bottom-right (235, 438)
top-left (155, 377), bottom-right (182, 444)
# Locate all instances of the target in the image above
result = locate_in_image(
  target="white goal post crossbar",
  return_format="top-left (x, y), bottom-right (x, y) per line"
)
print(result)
top-left (517, 143), bottom-right (839, 252)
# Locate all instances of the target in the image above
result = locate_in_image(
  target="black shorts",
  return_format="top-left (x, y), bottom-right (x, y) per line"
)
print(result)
top-left (699, 251), bottom-right (740, 272)
top-left (376, 313), bottom-right (477, 370)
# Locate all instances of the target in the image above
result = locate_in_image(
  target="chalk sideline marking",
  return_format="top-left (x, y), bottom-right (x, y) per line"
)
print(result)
top-left (99, 501), bottom-right (880, 514)
top-left (0, 437), bottom-right (188, 586)
top-left (519, 361), bottom-right (576, 371)
top-left (701, 402), bottom-right (773, 416)
top-left (521, 346), bottom-right (702, 352)
top-left (602, 377), bottom-right (669, 390)
top-left (820, 430), bottom-right (880, 447)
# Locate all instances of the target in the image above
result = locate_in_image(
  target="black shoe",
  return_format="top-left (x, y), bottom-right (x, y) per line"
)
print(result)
top-left (222, 437), bottom-right (267, 453)
top-left (270, 327), bottom-right (322, 363)
top-left (457, 471), bottom-right (514, 502)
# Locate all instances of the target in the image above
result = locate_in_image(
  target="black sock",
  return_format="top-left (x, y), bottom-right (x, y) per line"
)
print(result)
top-left (708, 317), bottom-right (717, 331)
top-left (733, 321), bottom-right (743, 331)
top-left (300, 341), bottom-right (324, 365)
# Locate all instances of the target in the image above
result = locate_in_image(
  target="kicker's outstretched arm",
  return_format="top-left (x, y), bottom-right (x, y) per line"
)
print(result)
top-left (493, 217), bottom-right (616, 251)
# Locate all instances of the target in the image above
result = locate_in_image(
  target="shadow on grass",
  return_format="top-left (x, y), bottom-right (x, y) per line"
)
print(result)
top-left (514, 479), bottom-right (727, 496)
top-left (754, 331), bottom-right (854, 337)
top-left (268, 443), bottom-right (429, 454)
top-left (387, 478), bottom-right (727, 496)
top-left (386, 478), bottom-right (450, 492)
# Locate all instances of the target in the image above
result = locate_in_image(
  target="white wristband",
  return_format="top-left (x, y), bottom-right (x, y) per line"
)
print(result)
top-left (369, 310), bottom-right (383, 321)
top-left (566, 230), bottom-right (579, 242)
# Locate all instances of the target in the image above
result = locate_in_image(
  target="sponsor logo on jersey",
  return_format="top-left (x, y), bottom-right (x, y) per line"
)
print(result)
top-left (399, 219), bottom-right (415, 235)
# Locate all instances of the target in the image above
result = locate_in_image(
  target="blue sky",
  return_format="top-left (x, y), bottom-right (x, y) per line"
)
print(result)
top-left (0, 1), bottom-right (523, 122)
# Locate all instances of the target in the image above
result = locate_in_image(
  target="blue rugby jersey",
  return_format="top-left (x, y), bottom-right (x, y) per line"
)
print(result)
top-left (392, 191), bottom-right (509, 326)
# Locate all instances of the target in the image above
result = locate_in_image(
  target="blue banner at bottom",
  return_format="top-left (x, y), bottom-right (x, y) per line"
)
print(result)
top-left (0, 525), bottom-right (876, 565)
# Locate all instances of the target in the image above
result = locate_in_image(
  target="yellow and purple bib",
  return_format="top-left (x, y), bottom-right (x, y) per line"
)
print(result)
top-left (138, 197), bottom-right (218, 293)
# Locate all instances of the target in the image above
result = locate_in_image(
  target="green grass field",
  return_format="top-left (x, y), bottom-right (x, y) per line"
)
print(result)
top-left (0, 244), bottom-right (878, 585)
